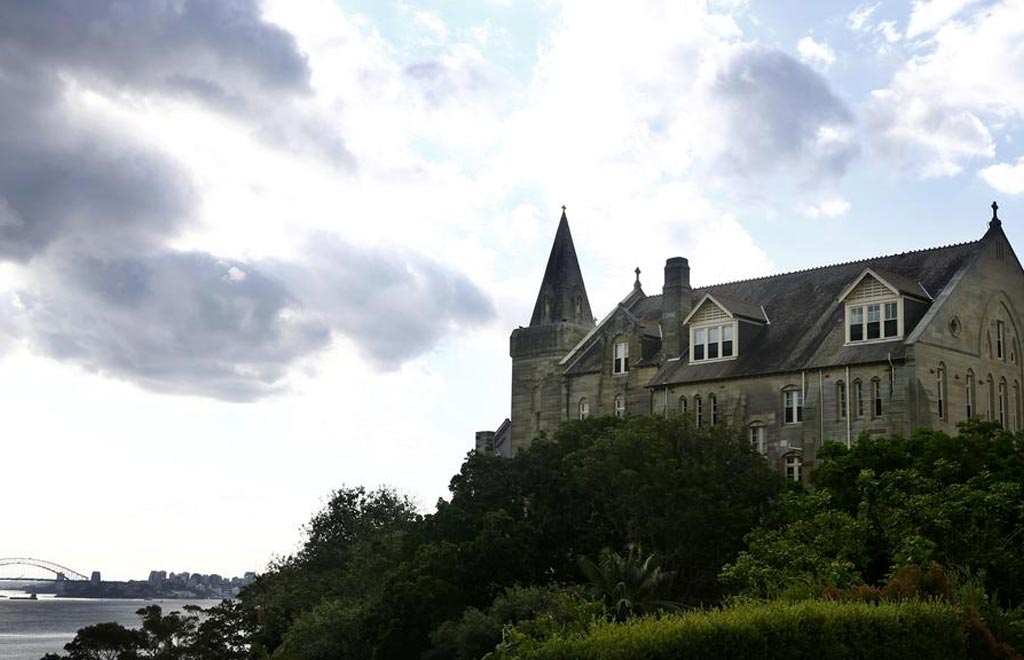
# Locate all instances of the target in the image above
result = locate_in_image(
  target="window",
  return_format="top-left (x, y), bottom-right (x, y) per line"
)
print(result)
top-left (997, 321), bottom-right (1005, 360)
top-left (614, 394), bottom-right (625, 418)
top-left (872, 378), bottom-right (882, 418)
top-left (853, 379), bottom-right (864, 418)
top-left (678, 395), bottom-right (687, 414)
top-left (846, 300), bottom-right (901, 343)
top-left (785, 455), bottom-right (802, 482)
top-left (690, 323), bottom-right (737, 362)
top-left (694, 395), bottom-right (703, 428)
top-left (966, 370), bottom-right (975, 418)
top-left (750, 426), bottom-right (767, 455)
top-left (999, 379), bottom-right (1008, 428)
top-left (937, 364), bottom-right (946, 420)
top-left (578, 398), bottom-right (589, 421)
top-left (709, 393), bottom-right (719, 425)
top-left (836, 380), bottom-right (847, 420)
top-left (1015, 381), bottom-right (1021, 432)
top-left (613, 341), bottom-right (629, 375)
top-left (783, 387), bottom-right (803, 424)
top-left (988, 375), bottom-right (996, 421)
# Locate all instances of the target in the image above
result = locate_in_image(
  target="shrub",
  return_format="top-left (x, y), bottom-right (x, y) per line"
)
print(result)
top-left (492, 600), bottom-right (1001, 660)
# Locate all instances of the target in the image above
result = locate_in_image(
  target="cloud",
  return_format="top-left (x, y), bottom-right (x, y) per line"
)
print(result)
top-left (864, 0), bottom-right (1024, 178)
top-left (0, 67), bottom-right (194, 261)
top-left (797, 36), bottom-right (836, 68)
top-left (267, 236), bottom-right (496, 370)
top-left (848, 2), bottom-right (881, 31)
top-left (13, 251), bottom-right (331, 401)
top-left (906, 0), bottom-right (981, 39)
top-left (0, 1), bottom-right (310, 104)
top-left (979, 158), bottom-right (1024, 195)
top-left (801, 196), bottom-right (852, 218)
top-left (706, 45), bottom-right (858, 180)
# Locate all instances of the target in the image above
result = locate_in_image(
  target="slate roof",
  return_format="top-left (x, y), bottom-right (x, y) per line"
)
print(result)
top-left (649, 239), bottom-right (983, 387)
top-left (529, 210), bottom-right (594, 327)
top-left (689, 292), bottom-right (768, 323)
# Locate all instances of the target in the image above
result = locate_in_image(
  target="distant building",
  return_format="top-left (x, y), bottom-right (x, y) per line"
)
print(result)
top-left (478, 203), bottom-right (1024, 483)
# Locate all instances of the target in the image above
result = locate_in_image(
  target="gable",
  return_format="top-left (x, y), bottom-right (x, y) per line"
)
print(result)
top-left (846, 274), bottom-right (893, 303)
top-left (690, 298), bottom-right (730, 325)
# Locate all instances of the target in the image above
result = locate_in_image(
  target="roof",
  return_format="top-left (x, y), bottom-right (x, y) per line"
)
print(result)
top-left (684, 292), bottom-right (768, 324)
top-left (529, 210), bottom-right (594, 328)
top-left (647, 239), bottom-right (983, 386)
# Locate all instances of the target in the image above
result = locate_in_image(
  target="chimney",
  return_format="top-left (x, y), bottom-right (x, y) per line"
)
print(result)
top-left (662, 257), bottom-right (691, 358)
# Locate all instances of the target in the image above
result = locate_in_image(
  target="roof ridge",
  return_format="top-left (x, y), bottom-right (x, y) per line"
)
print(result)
top-left (695, 239), bottom-right (981, 290)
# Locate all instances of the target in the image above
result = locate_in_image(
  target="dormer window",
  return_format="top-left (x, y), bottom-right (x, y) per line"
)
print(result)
top-left (684, 293), bottom-right (764, 364)
top-left (839, 269), bottom-right (922, 345)
top-left (691, 322), bottom-right (736, 362)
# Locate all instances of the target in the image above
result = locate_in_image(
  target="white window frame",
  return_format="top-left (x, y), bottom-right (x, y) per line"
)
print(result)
top-left (613, 340), bottom-right (629, 375)
top-left (750, 425), bottom-right (767, 455)
top-left (836, 380), bottom-right (847, 420)
top-left (966, 371), bottom-right (975, 419)
top-left (845, 298), bottom-right (903, 344)
top-left (690, 321), bottom-right (738, 363)
top-left (578, 398), bottom-right (590, 421)
top-left (872, 378), bottom-right (883, 418)
top-left (785, 455), bottom-right (802, 482)
top-left (614, 394), bottom-right (625, 418)
top-left (783, 388), bottom-right (803, 424)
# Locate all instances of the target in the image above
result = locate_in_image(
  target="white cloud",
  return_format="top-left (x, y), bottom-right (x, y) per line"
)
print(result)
top-left (802, 197), bottom-right (852, 218)
top-left (876, 20), bottom-right (902, 43)
top-left (866, 0), bottom-right (1024, 178)
top-left (848, 2), bottom-right (881, 31)
top-left (980, 158), bottom-right (1024, 194)
top-left (906, 0), bottom-right (981, 39)
top-left (797, 36), bottom-right (836, 68)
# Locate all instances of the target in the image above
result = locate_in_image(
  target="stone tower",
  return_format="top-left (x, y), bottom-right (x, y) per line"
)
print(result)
top-left (509, 208), bottom-right (595, 452)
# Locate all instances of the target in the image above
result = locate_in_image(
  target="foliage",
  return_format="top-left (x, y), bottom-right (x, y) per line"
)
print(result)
top-left (425, 584), bottom-right (599, 660)
top-left (577, 545), bottom-right (678, 621)
top-left (491, 600), bottom-right (990, 660)
top-left (722, 424), bottom-right (1024, 603)
top-left (43, 603), bottom-right (252, 660)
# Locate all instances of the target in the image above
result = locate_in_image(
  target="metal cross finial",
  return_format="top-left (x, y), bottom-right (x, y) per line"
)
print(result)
top-left (992, 201), bottom-right (999, 220)
top-left (562, 205), bottom-right (566, 212)
top-left (634, 267), bottom-right (641, 288)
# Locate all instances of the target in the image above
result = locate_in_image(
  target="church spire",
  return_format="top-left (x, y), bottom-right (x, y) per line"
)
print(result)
top-left (529, 207), bottom-right (594, 328)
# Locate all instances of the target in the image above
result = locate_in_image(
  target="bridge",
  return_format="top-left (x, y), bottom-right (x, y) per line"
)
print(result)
top-left (0, 557), bottom-right (90, 582)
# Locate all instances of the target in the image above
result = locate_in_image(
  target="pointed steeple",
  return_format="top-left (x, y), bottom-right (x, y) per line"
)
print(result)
top-left (529, 207), bottom-right (594, 327)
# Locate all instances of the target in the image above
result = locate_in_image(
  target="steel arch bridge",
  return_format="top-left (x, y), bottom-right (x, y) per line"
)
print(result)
top-left (0, 557), bottom-right (89, 581)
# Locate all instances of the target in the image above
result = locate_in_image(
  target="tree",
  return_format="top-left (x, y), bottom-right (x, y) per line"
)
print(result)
top-left (578, 545), bottom-right (678, 621)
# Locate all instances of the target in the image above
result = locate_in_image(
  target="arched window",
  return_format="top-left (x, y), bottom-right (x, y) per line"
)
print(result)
top-left (997, 321), bottom-right (1006, 361)
top-left (749, 425), bottom-right (767, 455)
top-left (614, 394), bottom-right (625, 418)
top-left (999, 379), bottom-right (1008, 428)
top-left (966, 370), bottom-right (975, 419)
top-left (782, 386), bottom-right (802, 424)
top-left (988, 375), bottom-right (996, 421)
top-left (678, 395), bottom-right (688, 415)
top-left (785, 454), bottom-right (802, 483)
top-left (871, 377), bottom-right (882, 418)
top-left (836, 380), bottom-right (847, 420)
top-left (694, 395), bottom-right (703, 428)
top-left (853, 379), bottom-right (864, 418)
top-left (709, 393), bottom-right (719, 425)
top-left (1014, 381), bottom-right (1021, 431)
top-left (578, 398), bottom-right (590, 421)
top-left (937, 363), bottom-right (946, 420)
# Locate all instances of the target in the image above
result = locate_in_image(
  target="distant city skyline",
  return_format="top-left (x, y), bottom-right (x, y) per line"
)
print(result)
top-left (1, 0), bottom-right (1023, 579)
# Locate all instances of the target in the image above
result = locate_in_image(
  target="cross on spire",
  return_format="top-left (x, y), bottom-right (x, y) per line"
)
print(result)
top-left (991, 200), bottom-right (1002, 228)
top-left (634, 266), bottom-right (642, 289)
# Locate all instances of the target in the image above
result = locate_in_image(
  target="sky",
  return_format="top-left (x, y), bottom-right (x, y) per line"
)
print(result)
top-left (1, 0), bottom-right (1023, 581)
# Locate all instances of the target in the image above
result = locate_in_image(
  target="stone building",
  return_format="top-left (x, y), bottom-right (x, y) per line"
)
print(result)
top-left (477, 203), bottom-right (1024, 484)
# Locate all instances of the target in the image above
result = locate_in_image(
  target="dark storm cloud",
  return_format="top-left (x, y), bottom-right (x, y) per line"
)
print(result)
top-left (18, 251), bottom-right (332, 401)
top-left (709, 45), bottom-right (859, 180)
top-left (267, 237), bottom-right (497, 369)
top-left (0, 60), bottom-right (194, 261)
top-left (0, 0), bottom-right (321, 261)
top-left (0, 0), bottom-right (311, 100)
